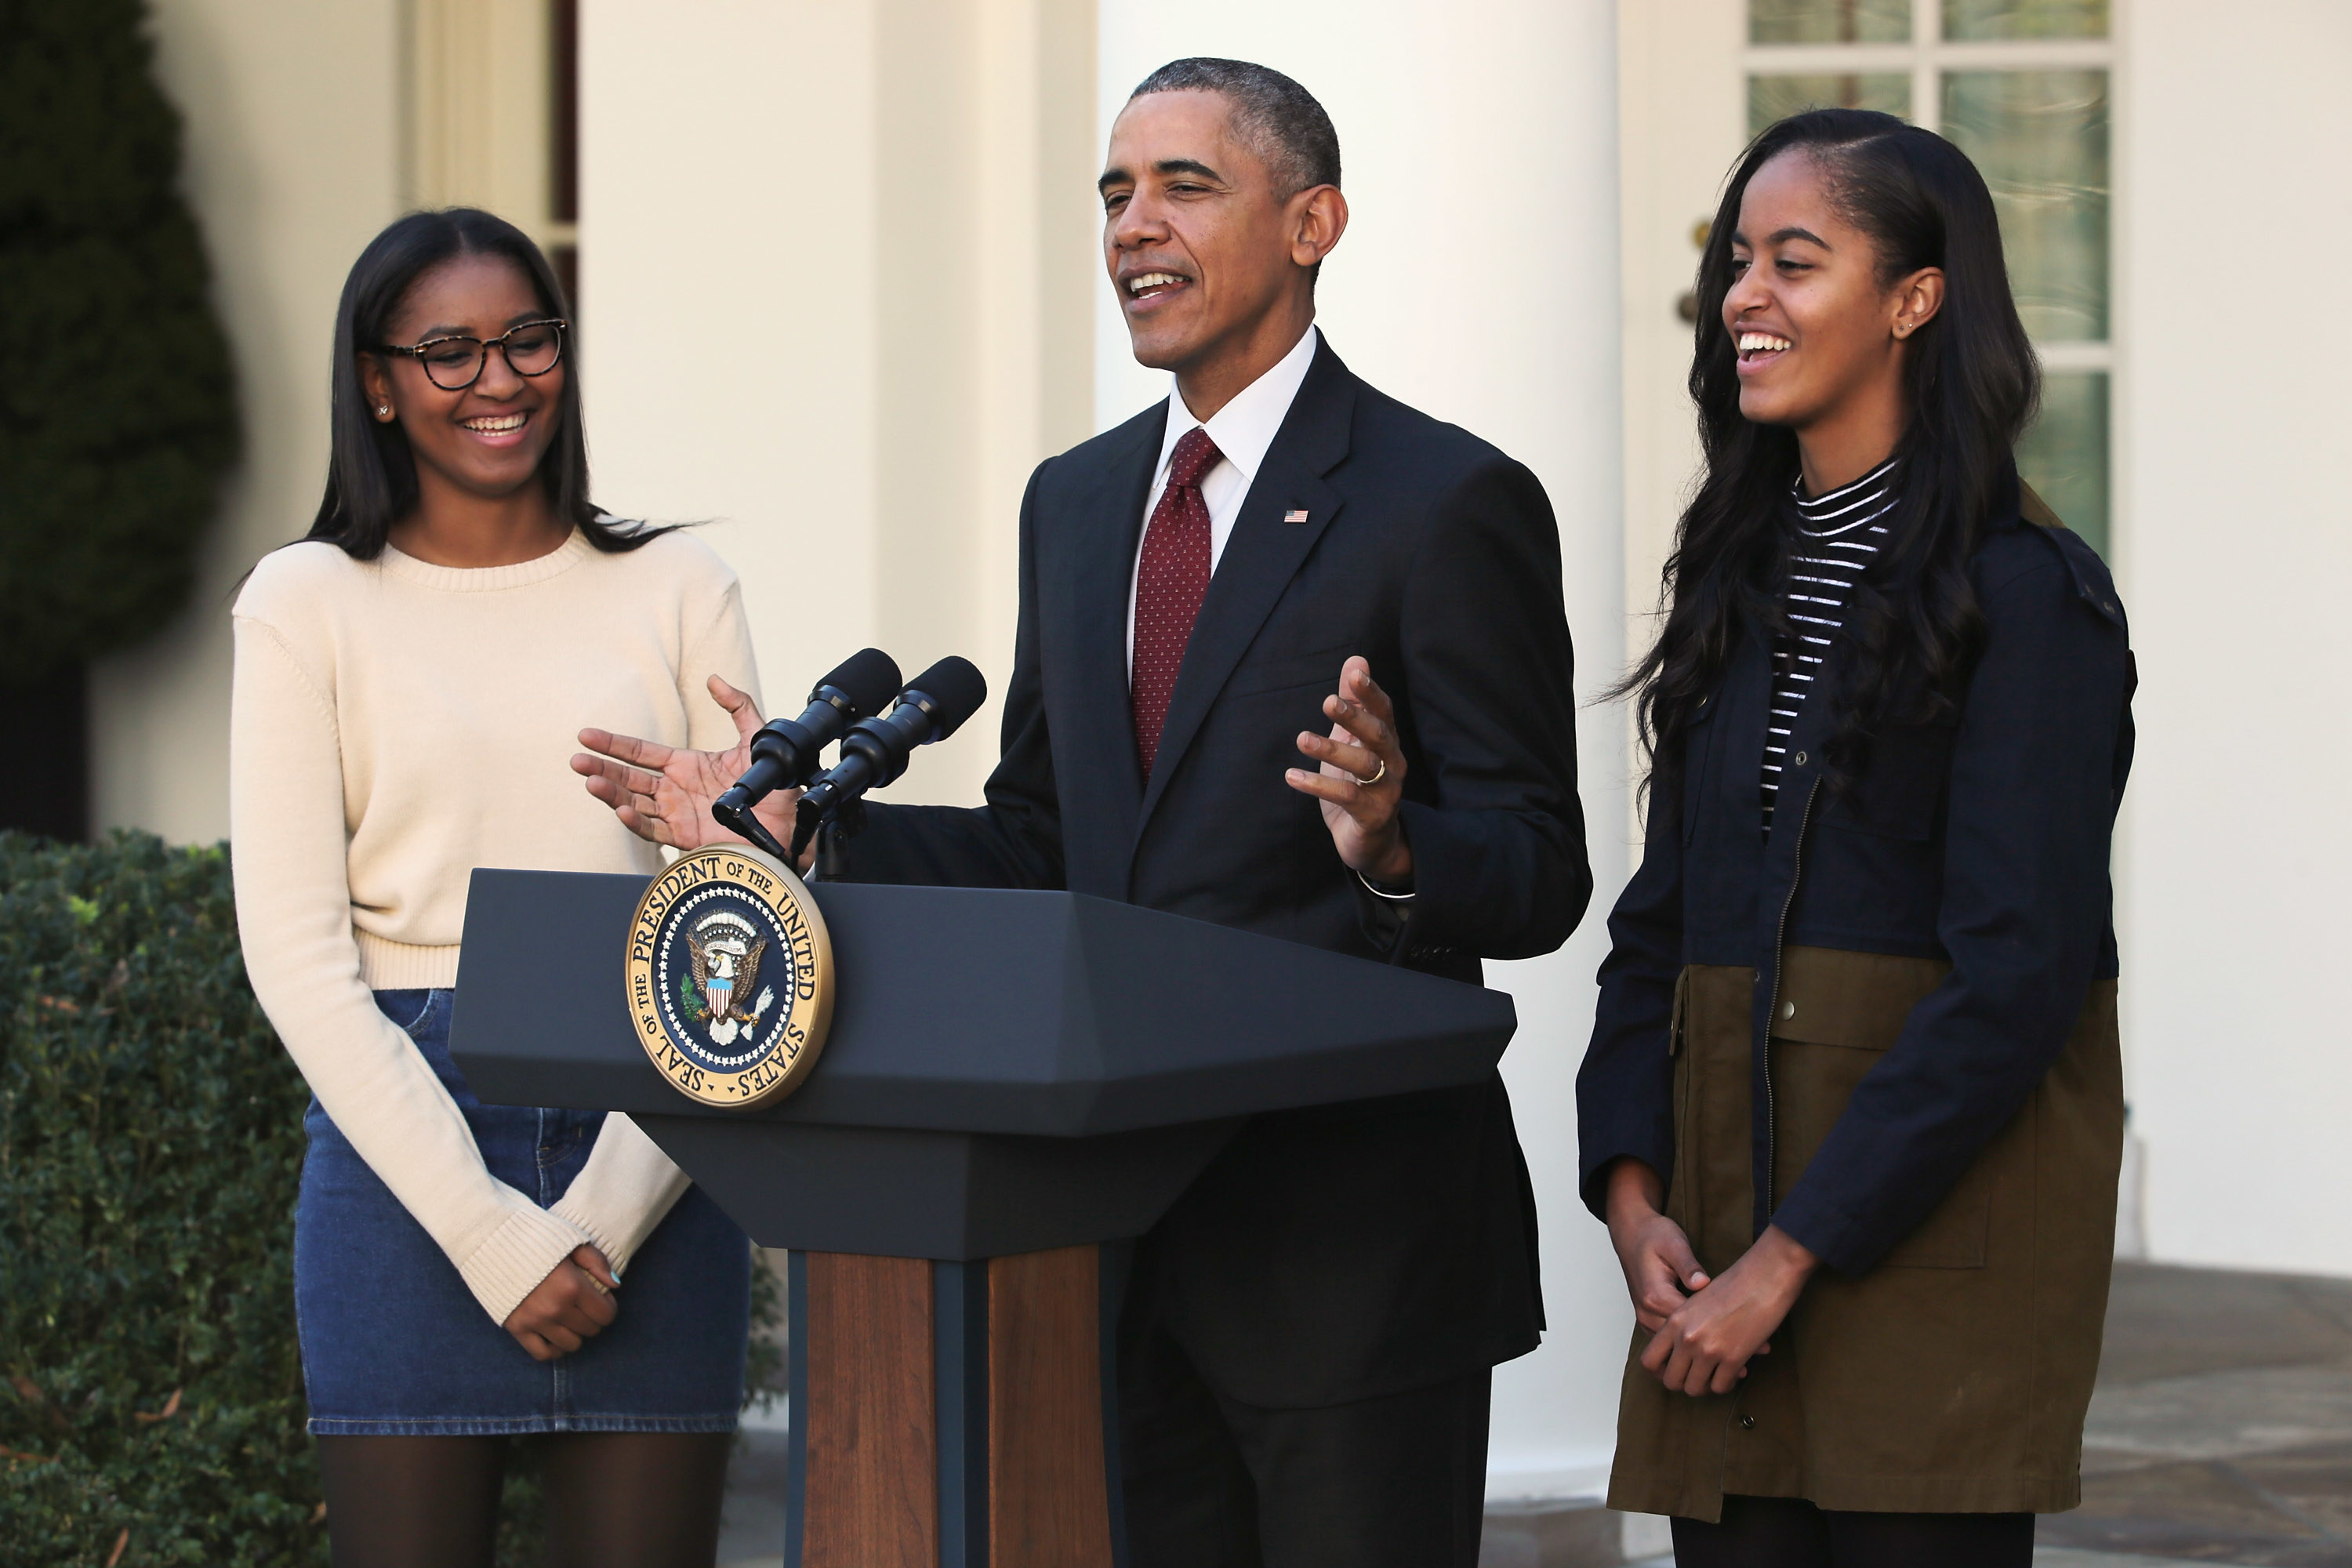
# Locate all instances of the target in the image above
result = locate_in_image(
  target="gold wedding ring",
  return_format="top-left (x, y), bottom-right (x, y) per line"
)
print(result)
top-left (1351, 757), bottom-right (1387, 788)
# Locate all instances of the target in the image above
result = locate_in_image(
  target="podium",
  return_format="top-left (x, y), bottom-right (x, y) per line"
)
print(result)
top-left (450, 871), bottom-right (1515, 1567)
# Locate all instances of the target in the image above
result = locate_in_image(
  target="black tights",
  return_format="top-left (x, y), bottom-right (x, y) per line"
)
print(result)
top-left (315, 1432), bottom-right (732, 1568)
top-left (1671, 1494), bottom-right (2034, 1568)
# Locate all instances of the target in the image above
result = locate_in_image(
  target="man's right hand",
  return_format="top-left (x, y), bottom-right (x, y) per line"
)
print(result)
top-left (1604, 1157), bottom-right (1709, 1334)
top-left (574, 674), bottom-right (790, 850)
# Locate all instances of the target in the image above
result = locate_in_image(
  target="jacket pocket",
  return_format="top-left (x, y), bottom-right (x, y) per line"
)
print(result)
top-left (1225, 644), bottom-right (1356, 698)
top-left (1772, 1033), bottom-right (1991, 1269)
top-left (1882, 1145), bottom-right (1992, 1269)
top-left (1770, 947), bottom-right (1987, 1268)
top-left (1678, 698), bottom-right (1719, 847)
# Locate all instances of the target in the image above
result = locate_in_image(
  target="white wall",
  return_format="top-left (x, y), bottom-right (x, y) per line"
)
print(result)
top-left (578, 0), bottom-right (1097, 808)
top-left (90, 0), bottom-right (405, 843)
top-left (1098, 2), bottom-right (1632, 1498)
top-left (2117, 0), bottom-right (2352, 1273)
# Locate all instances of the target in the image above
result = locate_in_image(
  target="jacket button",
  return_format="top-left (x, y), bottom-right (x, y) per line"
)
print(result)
top-left (1792, 750), bottom-right (1808, 766)
top-left (1780, 1000), bottom-right (1795, 1020)
top-left (1739, 1414), bottom-right (1757, 1430)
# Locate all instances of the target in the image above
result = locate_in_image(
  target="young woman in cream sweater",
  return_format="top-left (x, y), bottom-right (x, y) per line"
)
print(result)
top-left (231, 209), bottom-right (763, 1568)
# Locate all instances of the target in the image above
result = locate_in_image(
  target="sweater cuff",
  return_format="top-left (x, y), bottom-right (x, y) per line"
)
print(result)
top-left (455, 1202), bottom-right (595, 1325)
top-left (546, 1115), bottom-right (694, 1279)
top-left (549, 1201), bottom-right (630, 1281)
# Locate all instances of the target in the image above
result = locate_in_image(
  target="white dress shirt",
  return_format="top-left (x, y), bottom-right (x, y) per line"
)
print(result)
top-left (1125, 325), bottom-right (1320, 673)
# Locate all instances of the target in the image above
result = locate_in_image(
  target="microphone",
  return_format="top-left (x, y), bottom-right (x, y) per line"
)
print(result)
top-left (792, 656), bottom-right (989, 859)
top-left (713, 648), bottom-right (902, 853)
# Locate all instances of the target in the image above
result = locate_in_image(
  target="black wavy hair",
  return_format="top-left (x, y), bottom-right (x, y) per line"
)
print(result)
top-left (304, 208), bottom-right (666, 558)
top-left (1623, 108), bottom-right (2040, 808)
top-left (1129, 57), bottom-right (1340, 198)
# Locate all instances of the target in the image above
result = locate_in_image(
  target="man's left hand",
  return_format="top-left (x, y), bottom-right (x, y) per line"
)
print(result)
top-left (574, 675), bottom-right (797, 852)
top-left (1287, 656), bottom-right (1412, 887)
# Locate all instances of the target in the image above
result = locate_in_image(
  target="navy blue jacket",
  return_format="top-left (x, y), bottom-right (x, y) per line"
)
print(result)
top-left (1577, 474), bottom-right (2135, 1276)
top-left (839, 339), bottom-right (1590, 1404)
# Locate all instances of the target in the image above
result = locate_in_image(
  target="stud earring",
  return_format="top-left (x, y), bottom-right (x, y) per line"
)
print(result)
top-left (378, 405), bottom-right (391, 416)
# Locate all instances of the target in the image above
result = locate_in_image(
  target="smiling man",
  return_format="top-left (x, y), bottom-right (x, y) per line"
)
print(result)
top-left (578, 56), bottom-right (1588, 1566)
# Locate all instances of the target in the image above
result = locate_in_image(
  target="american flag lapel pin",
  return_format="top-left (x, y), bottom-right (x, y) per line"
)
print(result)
top-left (1283, 508), bottom-right (1310, 524)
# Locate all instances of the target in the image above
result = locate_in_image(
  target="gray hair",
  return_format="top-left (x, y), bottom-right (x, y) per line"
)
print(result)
top-left (1129, 57), bottom-right (1341, 198)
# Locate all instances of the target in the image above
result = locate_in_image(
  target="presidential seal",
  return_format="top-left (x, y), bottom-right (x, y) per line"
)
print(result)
top-left (625, 845), bottom-right (834, 1109)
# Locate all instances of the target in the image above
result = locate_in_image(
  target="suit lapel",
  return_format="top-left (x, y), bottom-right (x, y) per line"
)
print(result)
top-left (1061, 409), bottom-right (1163, 841)
top-left (1134, 342), bottom-right (1356, 843)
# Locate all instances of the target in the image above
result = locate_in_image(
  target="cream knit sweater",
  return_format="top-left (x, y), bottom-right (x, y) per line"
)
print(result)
top-left (230, 528), bottom-right (760, 1325)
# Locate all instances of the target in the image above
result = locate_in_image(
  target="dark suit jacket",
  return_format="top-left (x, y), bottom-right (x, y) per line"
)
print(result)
top-left (840, 337), bottom-right (1591, 1406)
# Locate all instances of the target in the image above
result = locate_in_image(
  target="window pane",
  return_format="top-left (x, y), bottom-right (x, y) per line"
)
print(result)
top-left (1748, 74), bottom-right (1911, 136)
top-left (1750, 0), bottom-right (1911, 43)
top-left (1940, 70), bottom-right (2108, 342)
top-left (2017, 371), bottom-right (2108, 556)
top-left (1943, 0), bottom-right (2107, 40)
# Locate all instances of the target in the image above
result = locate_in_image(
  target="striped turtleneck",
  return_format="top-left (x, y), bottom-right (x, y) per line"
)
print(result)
top-left (1761, 456), bottom-right (1900, 835)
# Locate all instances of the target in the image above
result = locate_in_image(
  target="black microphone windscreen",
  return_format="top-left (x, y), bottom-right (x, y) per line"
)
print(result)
top-left (904, 656), bottom-right (989, 740)
top-left (820, 648), bottom-right (903, 716)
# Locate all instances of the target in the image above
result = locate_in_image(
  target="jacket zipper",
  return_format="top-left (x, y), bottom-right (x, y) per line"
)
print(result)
top-left (1761, 775), bottom-right (1820, 1221)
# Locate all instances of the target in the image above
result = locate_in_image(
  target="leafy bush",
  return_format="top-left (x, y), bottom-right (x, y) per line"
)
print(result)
top-left (1, 832), bottom-right (319, 1564)
top-left (0, 0), bottom-right (239, 678)
top-left (2, 833), bottom-right (780, 1564)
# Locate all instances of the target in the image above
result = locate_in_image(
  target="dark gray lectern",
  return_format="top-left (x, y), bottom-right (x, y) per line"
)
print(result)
top-left (450, 870), bottom-right (1515, 1568)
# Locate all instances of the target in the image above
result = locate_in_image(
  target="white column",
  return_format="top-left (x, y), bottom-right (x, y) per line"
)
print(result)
top-left (1096, 2), bottom-right (1630, 1498)
top-left (578, 2), bottom-right (886, 750)
top-left (2116, 0), bottom-right (2352, 1274)
top-left (579, 0), bottom-right (1094, 807)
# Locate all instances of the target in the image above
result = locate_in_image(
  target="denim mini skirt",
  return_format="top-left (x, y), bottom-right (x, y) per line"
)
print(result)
top-left (294, 989), bottom-right (750, 1436)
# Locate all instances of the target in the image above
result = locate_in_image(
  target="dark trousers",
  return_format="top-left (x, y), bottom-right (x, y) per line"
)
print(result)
top-left (1116, 1280), bottom-right (1490, 1568)
top-left (1671, 1494), bottom-right (2034, 1568)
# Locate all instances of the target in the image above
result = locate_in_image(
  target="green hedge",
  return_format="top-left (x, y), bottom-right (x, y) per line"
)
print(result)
top-left (1, 833), bottom-right (779, 1564)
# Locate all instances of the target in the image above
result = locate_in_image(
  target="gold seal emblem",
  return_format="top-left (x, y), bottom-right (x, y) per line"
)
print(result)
top-left (625, 846), bottom-right (834, 1108)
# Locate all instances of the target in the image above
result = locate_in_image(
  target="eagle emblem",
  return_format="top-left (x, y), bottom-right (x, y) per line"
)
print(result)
top-left (628, 845), bottom-right (835, 1109)
top-left (682, 912), bottom-right (776, 1048)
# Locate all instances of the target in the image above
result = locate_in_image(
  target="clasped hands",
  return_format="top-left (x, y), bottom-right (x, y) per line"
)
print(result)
top-left (568, 656), bottom-right (1413, 886)
top-left (1604, 1158), bottom-right (1818, 1396)
top-left (505, 1243), bottom-right (621, 1363)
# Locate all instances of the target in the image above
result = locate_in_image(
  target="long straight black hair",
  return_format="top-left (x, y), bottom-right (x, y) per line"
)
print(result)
top-left (305, 208), bottom-right (666, 558)
top-left (1624, 109), bottom-right (2039, 803)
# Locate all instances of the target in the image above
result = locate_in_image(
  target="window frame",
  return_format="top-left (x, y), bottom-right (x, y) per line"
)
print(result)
top-left (1743, 0), bottom-right (2124, 551)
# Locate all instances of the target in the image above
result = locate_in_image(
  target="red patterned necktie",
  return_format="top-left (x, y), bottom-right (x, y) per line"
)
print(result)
top-left (1131, 426), bottom-right (1223, 776)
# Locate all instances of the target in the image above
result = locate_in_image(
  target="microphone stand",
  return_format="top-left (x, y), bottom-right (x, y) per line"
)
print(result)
top-left (809, 798), bottom-right (866, 884)
top-left (730, 811), bottom-right (793, 866)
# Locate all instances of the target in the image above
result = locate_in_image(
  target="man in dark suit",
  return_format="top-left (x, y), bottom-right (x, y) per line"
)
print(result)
top-left (578, 56), bottom-right (1588, 1568)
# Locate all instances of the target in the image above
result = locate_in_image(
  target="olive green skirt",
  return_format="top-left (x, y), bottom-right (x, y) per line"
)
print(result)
top-left (1606, 946), bottom-right (2123, 1519)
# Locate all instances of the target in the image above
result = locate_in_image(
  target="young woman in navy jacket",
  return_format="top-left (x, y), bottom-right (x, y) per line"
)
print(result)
top-left (1577, 108), bottom-right (2135, 1567)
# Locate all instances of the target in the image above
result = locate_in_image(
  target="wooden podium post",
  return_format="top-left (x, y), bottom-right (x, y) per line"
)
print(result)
top-left (792, 1247), bottom-right (1115, 1568)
